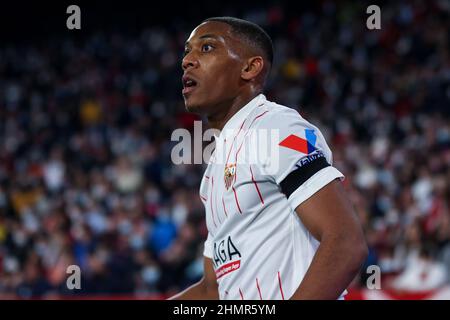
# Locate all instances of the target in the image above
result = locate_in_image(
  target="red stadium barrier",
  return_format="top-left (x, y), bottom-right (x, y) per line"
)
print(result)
top-left (346, 286), bottom-right (450, 300)
top-left (3, 288), bottom-right (450, 300)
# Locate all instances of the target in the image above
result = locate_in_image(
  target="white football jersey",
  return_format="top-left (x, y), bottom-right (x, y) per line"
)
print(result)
top-left (200, 94), bottom-right (346, 300)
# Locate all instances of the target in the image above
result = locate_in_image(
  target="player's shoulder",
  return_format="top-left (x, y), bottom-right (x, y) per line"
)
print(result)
top-left (252, 96), bottom-right (313, 130)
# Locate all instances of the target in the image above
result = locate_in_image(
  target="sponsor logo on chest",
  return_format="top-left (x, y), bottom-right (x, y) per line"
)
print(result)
top-left (213, 236), bottom-right (242, 279)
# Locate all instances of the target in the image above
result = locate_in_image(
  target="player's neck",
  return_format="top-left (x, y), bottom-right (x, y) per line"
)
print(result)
top-left (207, 91), bottom-right (260, 131)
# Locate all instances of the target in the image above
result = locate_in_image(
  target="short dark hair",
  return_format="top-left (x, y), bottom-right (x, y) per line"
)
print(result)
top-left (202, 17), bottom-right (274, 66)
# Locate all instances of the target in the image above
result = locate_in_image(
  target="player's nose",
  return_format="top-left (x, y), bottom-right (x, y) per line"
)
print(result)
top-left (182, 52), bottom-right (199, 71)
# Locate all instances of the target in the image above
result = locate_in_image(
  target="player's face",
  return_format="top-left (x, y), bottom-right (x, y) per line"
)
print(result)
top-left (182, 21), bottom-right (245, 114)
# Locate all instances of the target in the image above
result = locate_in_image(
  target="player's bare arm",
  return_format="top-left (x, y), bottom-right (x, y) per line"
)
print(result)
top-left (169, 257), bottom-right (219, 300)
top-left (290, 179), bottom-right (368, 300)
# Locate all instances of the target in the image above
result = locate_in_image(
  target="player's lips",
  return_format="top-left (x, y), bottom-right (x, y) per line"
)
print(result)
top-left (182, 74), bottom-right (198, 96)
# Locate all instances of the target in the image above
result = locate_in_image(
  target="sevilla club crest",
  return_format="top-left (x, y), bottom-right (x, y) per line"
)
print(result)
top-left (224, 163), bottom-right (236, 190)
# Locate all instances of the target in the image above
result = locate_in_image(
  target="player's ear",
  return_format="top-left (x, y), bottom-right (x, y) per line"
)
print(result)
top-left (241, 56), bottom-right (264, 81)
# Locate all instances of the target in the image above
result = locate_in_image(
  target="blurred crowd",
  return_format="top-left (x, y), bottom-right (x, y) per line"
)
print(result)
top-left (0, 1), bottom-right (449, 298)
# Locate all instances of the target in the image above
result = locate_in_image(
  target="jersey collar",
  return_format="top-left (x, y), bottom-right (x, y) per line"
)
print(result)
top-left (214, 94), bottom-right (266, 141)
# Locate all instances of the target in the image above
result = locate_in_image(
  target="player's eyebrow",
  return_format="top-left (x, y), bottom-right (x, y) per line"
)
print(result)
top-left (199, 34), bottom-right (220, 40)
top-left (185, 34), bottom-right (222, 47)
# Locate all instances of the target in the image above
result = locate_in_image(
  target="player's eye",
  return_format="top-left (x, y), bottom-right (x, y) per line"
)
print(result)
top-left (201, 44), bottom-right (214, 52)
top-left (183, 48), bottom-right (190, 57)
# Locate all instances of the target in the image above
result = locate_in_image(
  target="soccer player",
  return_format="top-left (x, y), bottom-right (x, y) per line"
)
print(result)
top-left (170, 17), bottom-right (368, 300)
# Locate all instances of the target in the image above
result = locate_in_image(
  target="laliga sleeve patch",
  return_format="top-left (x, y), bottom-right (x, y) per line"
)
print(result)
top-left (280, 151), bottom-right (330, 198)
top-left (279, 130), bottom-right (317, 154)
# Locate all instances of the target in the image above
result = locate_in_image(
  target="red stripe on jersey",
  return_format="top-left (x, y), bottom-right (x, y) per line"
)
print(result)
top-left (239, 288), bottom-right (244, 300)
top-left (200, 195), bottom-right (207, 201)
top-left (235, 142), bottom-right (244, 161)
top-left (278, 271), bottom-right (285, 300)
top-left (225, 120), bottom-right (246, 165)
top-left (235, 110), bottom-right (270, 161)
top-left (222, 196), bottom-right (228, 217)
top-left (210, 177), bottom-right (217, 228)
top-left (239, 120), bottom-right (246, 130)
top-left (212, 177), bottom-right (221, 224)
top-left (204, 176), bottom-right (210, 179)
top-left (252, 110), bottom-right (269, 123)
top-left (232, 185), bottom-right (242, 214)
top-left (249, 165), bottom-right (264, 205)
top-left (256, 278), bottom-right (263, 300)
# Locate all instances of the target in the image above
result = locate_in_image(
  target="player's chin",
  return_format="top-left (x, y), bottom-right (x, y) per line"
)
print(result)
top-left (184, 96), bottom-right (204, 114)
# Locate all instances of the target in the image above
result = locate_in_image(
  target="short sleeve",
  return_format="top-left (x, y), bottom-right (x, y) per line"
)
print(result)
top-left (258, 107), bottom-right (344, 211)
top-left (203, 232), bottom-right (214, 259)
